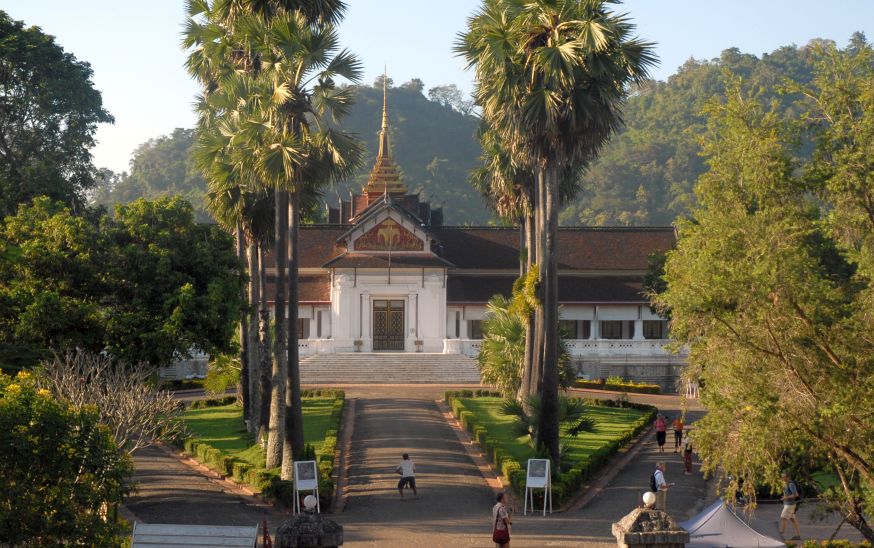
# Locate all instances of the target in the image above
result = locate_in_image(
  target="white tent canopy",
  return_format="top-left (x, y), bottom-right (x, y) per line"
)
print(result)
top-left (679, 499), bottom-right (785, 548)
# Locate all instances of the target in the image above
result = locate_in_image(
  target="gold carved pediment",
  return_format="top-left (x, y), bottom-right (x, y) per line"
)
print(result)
top-left (355, 218), bottom-right (424, 251)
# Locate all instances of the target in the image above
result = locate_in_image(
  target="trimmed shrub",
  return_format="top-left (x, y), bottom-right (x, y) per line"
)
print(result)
top-left (574, 379), bottom-right (660, 394)
top-left (448, 394), bottom-right (657, 507)
top-left (188, 396), bottom-right (238, 409)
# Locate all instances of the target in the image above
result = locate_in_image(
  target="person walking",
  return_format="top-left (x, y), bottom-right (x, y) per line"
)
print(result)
top-left (492, 492), bottom-right (512, 547)
top-left (683, 440), bottom-right (693, 475)
top-left (672, 416), bottom-right (684, 452)
top-left (652, 461), bottom-right (673, 511)
top-left (654, 414), bottom-right (667, 453)
top-left (395, 453), bottom-right (417, 499)
top-left (779, 472), bottom-right (802, 540)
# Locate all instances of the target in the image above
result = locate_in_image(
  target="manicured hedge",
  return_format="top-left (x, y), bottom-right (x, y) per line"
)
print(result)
top-left (181, 391), bottom-right (345, 510)
top-left (574, 378), bottom-right (661, 394)
top-left (188, 395), bottom-right (238, 409)
top-left (445, 391), bottom-right (656, 507)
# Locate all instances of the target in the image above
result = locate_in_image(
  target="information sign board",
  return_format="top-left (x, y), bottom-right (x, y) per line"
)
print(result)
top-left (524, 458), bottom-right (552, 516)
top-left (293, 460), bottom-right (320, 514)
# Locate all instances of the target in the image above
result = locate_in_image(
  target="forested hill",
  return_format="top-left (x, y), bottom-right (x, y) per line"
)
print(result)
top-left (93, 36), bottom-right (863, 226)
top-left (92, 81), bottom-right (487, 224)
top-left (562, 39), bottom-right (832, 226)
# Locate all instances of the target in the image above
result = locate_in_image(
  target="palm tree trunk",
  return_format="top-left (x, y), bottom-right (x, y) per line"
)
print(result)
top-left (266, 191), bottom-right (289, 469)
top-left (530, 168), bottom-right (546, 399)
top-left (536, 161), bottom-right (561, 464)
top-left (519, 210), bottom-right (536, 404)
top-left (283, 189), bottom-right (306, 480)
top-left (247, 241), bottom-right (260, 434)
top-left (257, 241), bottom-right (272, 445)
top-left (236, 222), bottom-right (250, 422)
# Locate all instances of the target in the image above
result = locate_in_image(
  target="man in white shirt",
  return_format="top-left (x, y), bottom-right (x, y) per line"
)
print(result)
top-left (396, 453), bottom-right (417, 498)
top-left (653, 461), bottom-right (672, 511)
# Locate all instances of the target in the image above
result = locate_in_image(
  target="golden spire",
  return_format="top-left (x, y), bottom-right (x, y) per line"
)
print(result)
top-left (364, 69), bottom-right (406, 196)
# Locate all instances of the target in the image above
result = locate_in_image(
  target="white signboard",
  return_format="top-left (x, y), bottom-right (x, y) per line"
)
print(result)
top-left (524, 458), bottom-right (552, 516)
top-left (294, 460), bottom-right (319, 490)
top-left (526, 459), bottom-right (549, 488)
top-left (293, 460), bottom-right (320, 514)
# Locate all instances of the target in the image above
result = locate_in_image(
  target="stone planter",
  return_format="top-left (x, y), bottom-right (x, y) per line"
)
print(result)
top-left (612, 507), bottom-right (689, 548)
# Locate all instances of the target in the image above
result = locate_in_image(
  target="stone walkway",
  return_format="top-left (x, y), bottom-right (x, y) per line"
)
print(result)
top-left (124, 386), bottom-right (863, 546)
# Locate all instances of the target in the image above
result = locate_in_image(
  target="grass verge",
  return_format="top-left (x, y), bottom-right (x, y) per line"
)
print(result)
top-left (180, 389), bottom-right (344, 509)
top-left (446, 390), bottom-right (656, 506)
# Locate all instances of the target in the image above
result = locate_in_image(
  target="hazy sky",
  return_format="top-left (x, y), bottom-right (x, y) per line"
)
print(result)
top-left (3, 1), bottom-right (873, 173)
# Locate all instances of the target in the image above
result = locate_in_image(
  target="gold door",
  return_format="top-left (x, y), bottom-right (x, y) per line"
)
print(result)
top-left (373, 299), bottom-right (405, 350)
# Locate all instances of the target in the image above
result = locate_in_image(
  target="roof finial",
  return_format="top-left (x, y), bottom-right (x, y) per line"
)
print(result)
top-left (381, 66), bottom-right (389, 131)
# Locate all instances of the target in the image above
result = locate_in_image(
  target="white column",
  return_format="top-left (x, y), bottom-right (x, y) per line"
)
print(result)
top-left (633, 319), bottom-right (644, 340)
top-left (591, 306), bottom-right (599, 339)
top-left (361, 293), bottom-right (371, 351)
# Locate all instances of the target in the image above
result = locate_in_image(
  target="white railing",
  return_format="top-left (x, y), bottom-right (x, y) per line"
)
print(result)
top-left (565, 338), bottom-right (679, 357)
top-left (444, 338), bottom-right (682, 359)
top-left (298, 339), bottom-right (335, 357)
top-left (443, 339), bottom-right (483, 357)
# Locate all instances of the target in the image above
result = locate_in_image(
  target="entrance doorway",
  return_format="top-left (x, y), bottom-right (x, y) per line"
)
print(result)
top-left (373, 299), bottom-right (405, 351)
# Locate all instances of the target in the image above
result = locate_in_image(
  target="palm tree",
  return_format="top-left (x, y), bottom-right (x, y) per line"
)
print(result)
top-left (458, 0), bottom-right (656, 462)
top-left (183, 1), bottom-right (360, 475)
top-left (477, 295), bottom-right (526, 396)
top-left (227, 10), bottom-right (362, 476)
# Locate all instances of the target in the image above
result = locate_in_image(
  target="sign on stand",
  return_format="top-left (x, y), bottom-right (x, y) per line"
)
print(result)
top-left (293, 460), bottom-right (320, 514)
top-left (524, 458), bottom-right (552, 516)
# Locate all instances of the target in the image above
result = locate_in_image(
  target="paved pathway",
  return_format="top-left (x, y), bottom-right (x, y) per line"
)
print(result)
top-left (124, 385), bottom-right (862, 546)
top-left (125, 445), bottom-right (286, 530)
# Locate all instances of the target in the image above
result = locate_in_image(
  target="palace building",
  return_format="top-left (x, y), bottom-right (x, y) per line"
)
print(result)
top-left (279, 84), bottom-right (685, 388)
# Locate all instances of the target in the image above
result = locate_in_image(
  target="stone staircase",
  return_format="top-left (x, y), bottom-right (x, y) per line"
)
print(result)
top-left (299, 353), bottom-right (481, 384)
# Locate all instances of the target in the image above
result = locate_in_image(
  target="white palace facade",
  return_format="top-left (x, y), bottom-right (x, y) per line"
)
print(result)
top-left (271, 88), bottom-right (684, 388)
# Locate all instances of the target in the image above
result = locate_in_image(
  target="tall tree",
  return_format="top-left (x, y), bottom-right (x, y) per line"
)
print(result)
top-left (184, 0), bottom-right (361, 476)
top-left (458, 0), bottom-right (655, 462)
top-left (0, 11), bottom-right (113, 217)
top-left (655, 65), bottom-right (874, 540)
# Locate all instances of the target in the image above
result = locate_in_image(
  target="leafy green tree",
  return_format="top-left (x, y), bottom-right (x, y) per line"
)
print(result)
top-left (0, 196), bottom-right (244, 372)
top-left (655, 70), bottom-right (874, 540)
top-left (104, 196), bottom-right (245, 368)
top-left (0, 370), bottom-right (131, 546)
top-left (458, 0), bottom-right (655, 463)
top-left (0, 11), bottom-right (113, 217)
top-left (0, 197), bottom-right (106, 371)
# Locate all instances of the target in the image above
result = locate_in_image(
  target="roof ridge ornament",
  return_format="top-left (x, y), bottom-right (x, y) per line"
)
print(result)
top-left (364, 68), bottom-right (406, 196)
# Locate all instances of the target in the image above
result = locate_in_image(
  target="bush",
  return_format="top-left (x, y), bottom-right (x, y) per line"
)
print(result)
top-left (447, 393), bottom-right (657, 506)
top-left (0, 372), bottom-right (131, 546)
top-left (574, 378), bottom-right (661, 394)
top-left (188, 396), bottom-right (238, 409)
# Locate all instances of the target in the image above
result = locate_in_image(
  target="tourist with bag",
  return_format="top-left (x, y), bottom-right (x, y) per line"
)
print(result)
top-left (492, 492), bottom-right (512, 547)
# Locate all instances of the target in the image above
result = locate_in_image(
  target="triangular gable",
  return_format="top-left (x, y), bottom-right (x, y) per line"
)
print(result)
top-left (343, 201), bottom-right (432, 253)
top-left (355, 217), bottom-right (423, 251)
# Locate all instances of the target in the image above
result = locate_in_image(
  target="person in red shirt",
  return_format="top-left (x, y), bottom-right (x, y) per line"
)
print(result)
top-left (672, 417), bottom-right (684, 453)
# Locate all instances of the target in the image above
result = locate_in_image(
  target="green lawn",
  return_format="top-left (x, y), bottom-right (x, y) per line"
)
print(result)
top-left (183, 398), bottom-right (338, 469)
top-left (460, 397), bottom-right (647, 465)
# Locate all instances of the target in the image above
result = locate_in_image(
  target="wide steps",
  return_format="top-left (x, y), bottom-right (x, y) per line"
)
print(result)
top-left (300, 353), bottom-right (481, 384)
